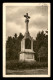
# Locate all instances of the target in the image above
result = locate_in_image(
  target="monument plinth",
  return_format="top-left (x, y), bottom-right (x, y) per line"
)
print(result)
top-left (19, 13), bottom-right (35, 61)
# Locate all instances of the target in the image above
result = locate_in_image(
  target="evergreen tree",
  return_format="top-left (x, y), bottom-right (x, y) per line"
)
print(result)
top-left (6, 33), bottom-right (24, 60)
top-left (33, 30), bottom-right (48, 61)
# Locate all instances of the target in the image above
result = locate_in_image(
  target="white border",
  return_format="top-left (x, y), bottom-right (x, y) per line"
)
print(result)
top-left (3, 3), bottom-right (51, 77)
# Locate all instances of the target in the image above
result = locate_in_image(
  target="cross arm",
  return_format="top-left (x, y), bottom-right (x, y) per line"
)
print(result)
top-left (24, 15), bottom-right (27, 17)
top-left (28, 16), bottom-right (30, 18)
top-left (24, 15), bottom-right (30, 19)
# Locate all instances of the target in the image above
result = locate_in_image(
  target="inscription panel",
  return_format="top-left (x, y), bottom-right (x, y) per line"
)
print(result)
top-left (26, 53), bottom-right (33, 59)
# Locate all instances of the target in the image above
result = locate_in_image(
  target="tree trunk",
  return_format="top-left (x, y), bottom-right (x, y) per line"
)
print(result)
top-left (39, 55), bottom-right (40, 62)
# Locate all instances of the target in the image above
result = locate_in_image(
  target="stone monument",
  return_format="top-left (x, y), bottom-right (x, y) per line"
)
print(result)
top-left (19, 13), bottom-right (35, 61)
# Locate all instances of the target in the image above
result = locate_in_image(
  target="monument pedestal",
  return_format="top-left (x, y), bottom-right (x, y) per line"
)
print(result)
top-left (19, 52), bottom-right (35, 61)
top-left (19, 32), bottom-right (35, 61)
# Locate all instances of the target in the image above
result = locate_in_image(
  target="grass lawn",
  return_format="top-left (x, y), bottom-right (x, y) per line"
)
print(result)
top-left (6, 68), bottom-right (48, 75)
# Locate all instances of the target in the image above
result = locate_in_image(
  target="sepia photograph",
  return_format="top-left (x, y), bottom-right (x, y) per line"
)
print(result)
top-left (3, 3), bottom-right (51, 77)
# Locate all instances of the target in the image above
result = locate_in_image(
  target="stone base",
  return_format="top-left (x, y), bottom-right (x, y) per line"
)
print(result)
top-left (19, 52), bottom-right (35, 62)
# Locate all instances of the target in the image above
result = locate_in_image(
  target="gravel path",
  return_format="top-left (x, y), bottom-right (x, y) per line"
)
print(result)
top-left (6, 68), bottom-right (48, 75)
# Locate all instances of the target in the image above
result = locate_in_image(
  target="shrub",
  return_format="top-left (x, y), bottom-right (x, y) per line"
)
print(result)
top-left (6, 60), bottom-right (48, 70)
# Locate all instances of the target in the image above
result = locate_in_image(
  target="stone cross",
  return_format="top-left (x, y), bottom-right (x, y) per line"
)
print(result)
top-left (24, 13), bottom-right (30, 33)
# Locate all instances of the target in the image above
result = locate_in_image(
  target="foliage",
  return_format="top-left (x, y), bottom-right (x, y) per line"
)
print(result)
top-left (38, 46), bottom-right (48, 62)
top-left (6, 60), bottom-right (48, 70)
top-left (6, 33), bottom-right (24, 60)
top-left (33, 31), bottom-right (48, 62)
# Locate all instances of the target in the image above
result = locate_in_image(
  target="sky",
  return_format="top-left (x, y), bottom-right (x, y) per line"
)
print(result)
top-left (6, 5), bottom-right (48, 40)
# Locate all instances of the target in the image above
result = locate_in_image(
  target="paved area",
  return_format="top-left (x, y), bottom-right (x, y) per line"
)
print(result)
top-left (6, 68), bottom-right (48, 75)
